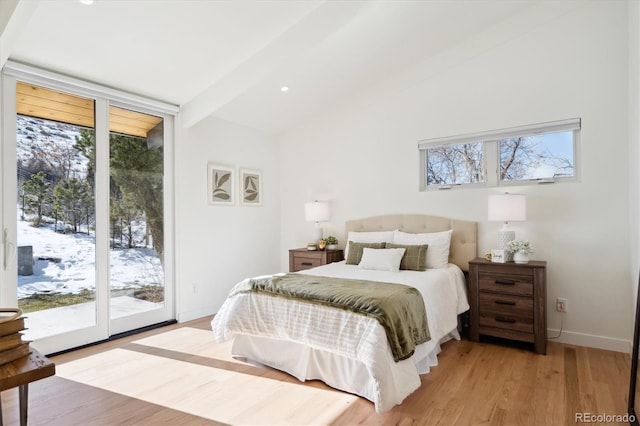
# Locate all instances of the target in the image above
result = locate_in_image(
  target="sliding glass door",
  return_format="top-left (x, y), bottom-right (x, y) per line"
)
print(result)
top-left (108, 105), bottom-right (173, 335)
top-left (1, 67), bottom-right (175, 354)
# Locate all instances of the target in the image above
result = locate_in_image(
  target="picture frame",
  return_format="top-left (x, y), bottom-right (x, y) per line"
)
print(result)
top-left (240, 168), bottom-right (262, 206)
top-left (491, 249), bottom-right (506, 263)
top-left (208, 163), bottom-right (234, 205)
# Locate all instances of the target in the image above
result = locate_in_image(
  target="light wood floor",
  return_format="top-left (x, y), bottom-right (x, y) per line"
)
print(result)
top-left (0, 316), bottom-right (631, 425)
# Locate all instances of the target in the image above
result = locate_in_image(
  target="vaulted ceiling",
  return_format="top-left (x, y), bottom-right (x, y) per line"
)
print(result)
top-left (2, 0), bottom-right (538, 134)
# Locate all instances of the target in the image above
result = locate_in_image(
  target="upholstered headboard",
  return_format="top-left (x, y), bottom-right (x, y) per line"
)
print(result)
top-left (344, 214), bottom-right (477, 272)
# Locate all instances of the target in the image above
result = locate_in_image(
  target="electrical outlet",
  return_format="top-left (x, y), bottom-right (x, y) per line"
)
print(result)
top-left (556, 298), bottom-right (568, 313)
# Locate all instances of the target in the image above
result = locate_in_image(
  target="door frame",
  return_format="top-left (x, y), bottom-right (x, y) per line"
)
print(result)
top-left (1, 61), bottom-right (178, 354)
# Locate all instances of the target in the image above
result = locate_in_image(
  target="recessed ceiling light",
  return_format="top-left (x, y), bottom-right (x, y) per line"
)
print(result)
top-left (80, 0), bottom-right (94, 5)
top-left (280, 86), bottom-right (289, 92)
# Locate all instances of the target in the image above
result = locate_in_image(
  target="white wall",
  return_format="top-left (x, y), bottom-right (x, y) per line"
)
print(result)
top-left (279, 1), bottom-right (632, 351)
top-left (176, 116), bottom-right (280, 322)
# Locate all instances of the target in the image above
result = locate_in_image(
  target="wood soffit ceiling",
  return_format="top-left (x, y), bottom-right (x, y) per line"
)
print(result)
top-left (16, 82), bottom-right (162, 138)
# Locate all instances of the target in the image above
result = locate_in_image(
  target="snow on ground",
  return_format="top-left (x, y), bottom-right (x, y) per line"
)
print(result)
top-left (15, 114), bottom-right (163, 299)
top-left (17, 218), bottom-right (163, 299)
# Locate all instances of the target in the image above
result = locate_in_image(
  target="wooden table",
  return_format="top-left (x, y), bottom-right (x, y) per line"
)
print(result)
top-left (0, 348), bottom-right (55, 426)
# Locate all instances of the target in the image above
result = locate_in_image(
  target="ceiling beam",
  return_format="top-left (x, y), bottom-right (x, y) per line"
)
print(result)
top-left (180, 0), bottom-right (371, 129)
top-left (0, 0), bottom-right (40, 70)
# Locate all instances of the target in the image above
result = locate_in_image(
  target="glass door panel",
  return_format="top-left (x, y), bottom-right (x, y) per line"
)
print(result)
top-left (15, 83), bottom-right (98, 341)
top-left (108, 106), bottom-right (166, 324)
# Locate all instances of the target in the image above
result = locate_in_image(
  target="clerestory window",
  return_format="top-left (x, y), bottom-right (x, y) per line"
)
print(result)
top-left (418, 118), bottom-right (580, 190)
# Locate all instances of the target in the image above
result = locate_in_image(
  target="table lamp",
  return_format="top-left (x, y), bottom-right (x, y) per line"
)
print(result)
top-left (488, 193), bottom-right (526, 259)
top-left (305, 201), bottom-right (330, 243)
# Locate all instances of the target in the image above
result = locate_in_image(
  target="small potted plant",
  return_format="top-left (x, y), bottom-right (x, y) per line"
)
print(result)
top-left (506, 240), bottom-right (534, 264)
top-left (325, 236), bottom-right (338, 250)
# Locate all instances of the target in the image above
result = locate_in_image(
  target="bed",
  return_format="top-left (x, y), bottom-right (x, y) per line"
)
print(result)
top-left (211, 214), bottom-right (477, 412)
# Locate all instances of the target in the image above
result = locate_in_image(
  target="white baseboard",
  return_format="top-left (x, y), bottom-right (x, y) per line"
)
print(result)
top-left (177, 306), bottom-right (215, 323)
top-left (548, 328), bottom-right (632, 354)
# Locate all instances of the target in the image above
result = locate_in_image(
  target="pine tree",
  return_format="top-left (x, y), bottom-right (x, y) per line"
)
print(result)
top-left (73, 129), bottom-right (164, 256)
top-left (21, 171), bottom-right (51, 227)
top-left (73, 129), bottom-right (96, 187)
top-left (53, 178), bottom-right (93, 233)
top-left (109, 134), bottom-right (164, 259)
top-left (110, 191), bottom-right (140, 248)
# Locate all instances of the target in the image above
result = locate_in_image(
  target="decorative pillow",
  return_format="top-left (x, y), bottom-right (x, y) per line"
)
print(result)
top-left (392, 229), bottom-right (453, 269)
top-left (358, 248), bottom-right (406, 272)
top-left (385, 243), bottom-right (428, 271)
top-left (344, 230), bottom-right (395, 258)
top-left (345, 241), bottom-right (387, 265)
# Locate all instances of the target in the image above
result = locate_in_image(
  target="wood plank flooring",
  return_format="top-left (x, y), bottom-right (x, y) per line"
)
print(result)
top-left (0, 316), bottom-right (631, 425)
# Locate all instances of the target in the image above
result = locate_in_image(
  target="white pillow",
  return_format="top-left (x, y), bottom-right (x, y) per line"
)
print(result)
top-left (392, 229), bottom-right (453, 269)
top-left (344, 230), bottom-right (395, 258)
top-left (358, 248), bottom-right (405, 272)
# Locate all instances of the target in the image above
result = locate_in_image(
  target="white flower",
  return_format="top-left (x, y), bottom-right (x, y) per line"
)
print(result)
top-left (506, 240), bottom-right (534, 254)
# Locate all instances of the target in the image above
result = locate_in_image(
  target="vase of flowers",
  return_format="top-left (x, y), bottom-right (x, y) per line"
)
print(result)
top-left (325, 236), bottom-right (338, 250)
top-left (506, 240), bottom-right (534, 264)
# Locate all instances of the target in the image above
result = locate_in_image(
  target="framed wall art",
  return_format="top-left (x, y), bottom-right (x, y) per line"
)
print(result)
top-left (240, 168), bottom-right (262, 206)
top-left (208, 163), bottom-right (234, 205)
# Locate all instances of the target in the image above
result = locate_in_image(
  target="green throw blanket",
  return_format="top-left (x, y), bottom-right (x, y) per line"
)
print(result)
top-left (231, 273), bottom-right (430, 362)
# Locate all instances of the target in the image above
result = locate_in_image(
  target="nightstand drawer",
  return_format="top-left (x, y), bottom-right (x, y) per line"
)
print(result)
top-left (479, 309), bottom-right (533, 334)
top-left (479, 292), bottom-right (533, 318)
top-left (293, 257), bottom-right (322, 271)
top-left (479, 326), bottom-right (535, 343)
top-left (478, 273), bottom-right (533, 297)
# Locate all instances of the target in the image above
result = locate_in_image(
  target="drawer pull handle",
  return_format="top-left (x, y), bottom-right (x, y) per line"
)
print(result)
top-left (495, 279), bottom-right (516, 286)
top-left (301, 262), bottom-right (313, 266)
top-left (495, 316), bottom-right (516, 324)
top-left (495, 300), bottom-right (516, 306)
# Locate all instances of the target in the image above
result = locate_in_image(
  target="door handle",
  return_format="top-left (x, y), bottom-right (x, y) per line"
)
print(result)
top-left (3, 228), bottom-right (15, 271)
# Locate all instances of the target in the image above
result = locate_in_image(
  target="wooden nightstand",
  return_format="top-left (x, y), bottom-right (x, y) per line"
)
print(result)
top-left (468, 258), bottom-right (547, 354)
top-left (289, 248), bottom-right (344, 272)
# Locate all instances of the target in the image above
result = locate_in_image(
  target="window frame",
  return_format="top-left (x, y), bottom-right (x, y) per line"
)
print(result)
top-left (418, 118), bottom-right (581, 191)
top-left (419, 141), bottom-right (488, 190)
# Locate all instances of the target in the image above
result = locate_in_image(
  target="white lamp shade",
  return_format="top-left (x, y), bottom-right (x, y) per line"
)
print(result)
top-left (305, 201), bottom-right (331, 222)
top-left (488, 194), bottom-right (526, 222)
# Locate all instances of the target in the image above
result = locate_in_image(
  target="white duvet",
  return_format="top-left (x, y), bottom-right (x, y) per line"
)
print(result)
top-left (211, 261), bottom-right (469, 412)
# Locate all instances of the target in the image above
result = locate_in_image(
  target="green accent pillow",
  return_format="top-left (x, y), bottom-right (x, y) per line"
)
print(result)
top-left (345, 241), bottom-right (387, 265)
top-left (385, 243), bottom-right (429, 271)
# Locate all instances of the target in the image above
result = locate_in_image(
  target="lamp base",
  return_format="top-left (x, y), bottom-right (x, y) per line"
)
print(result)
top-left (311, 226), bottom-right (323, 243)
top-left (498, 229), bottom-right (515, 261)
